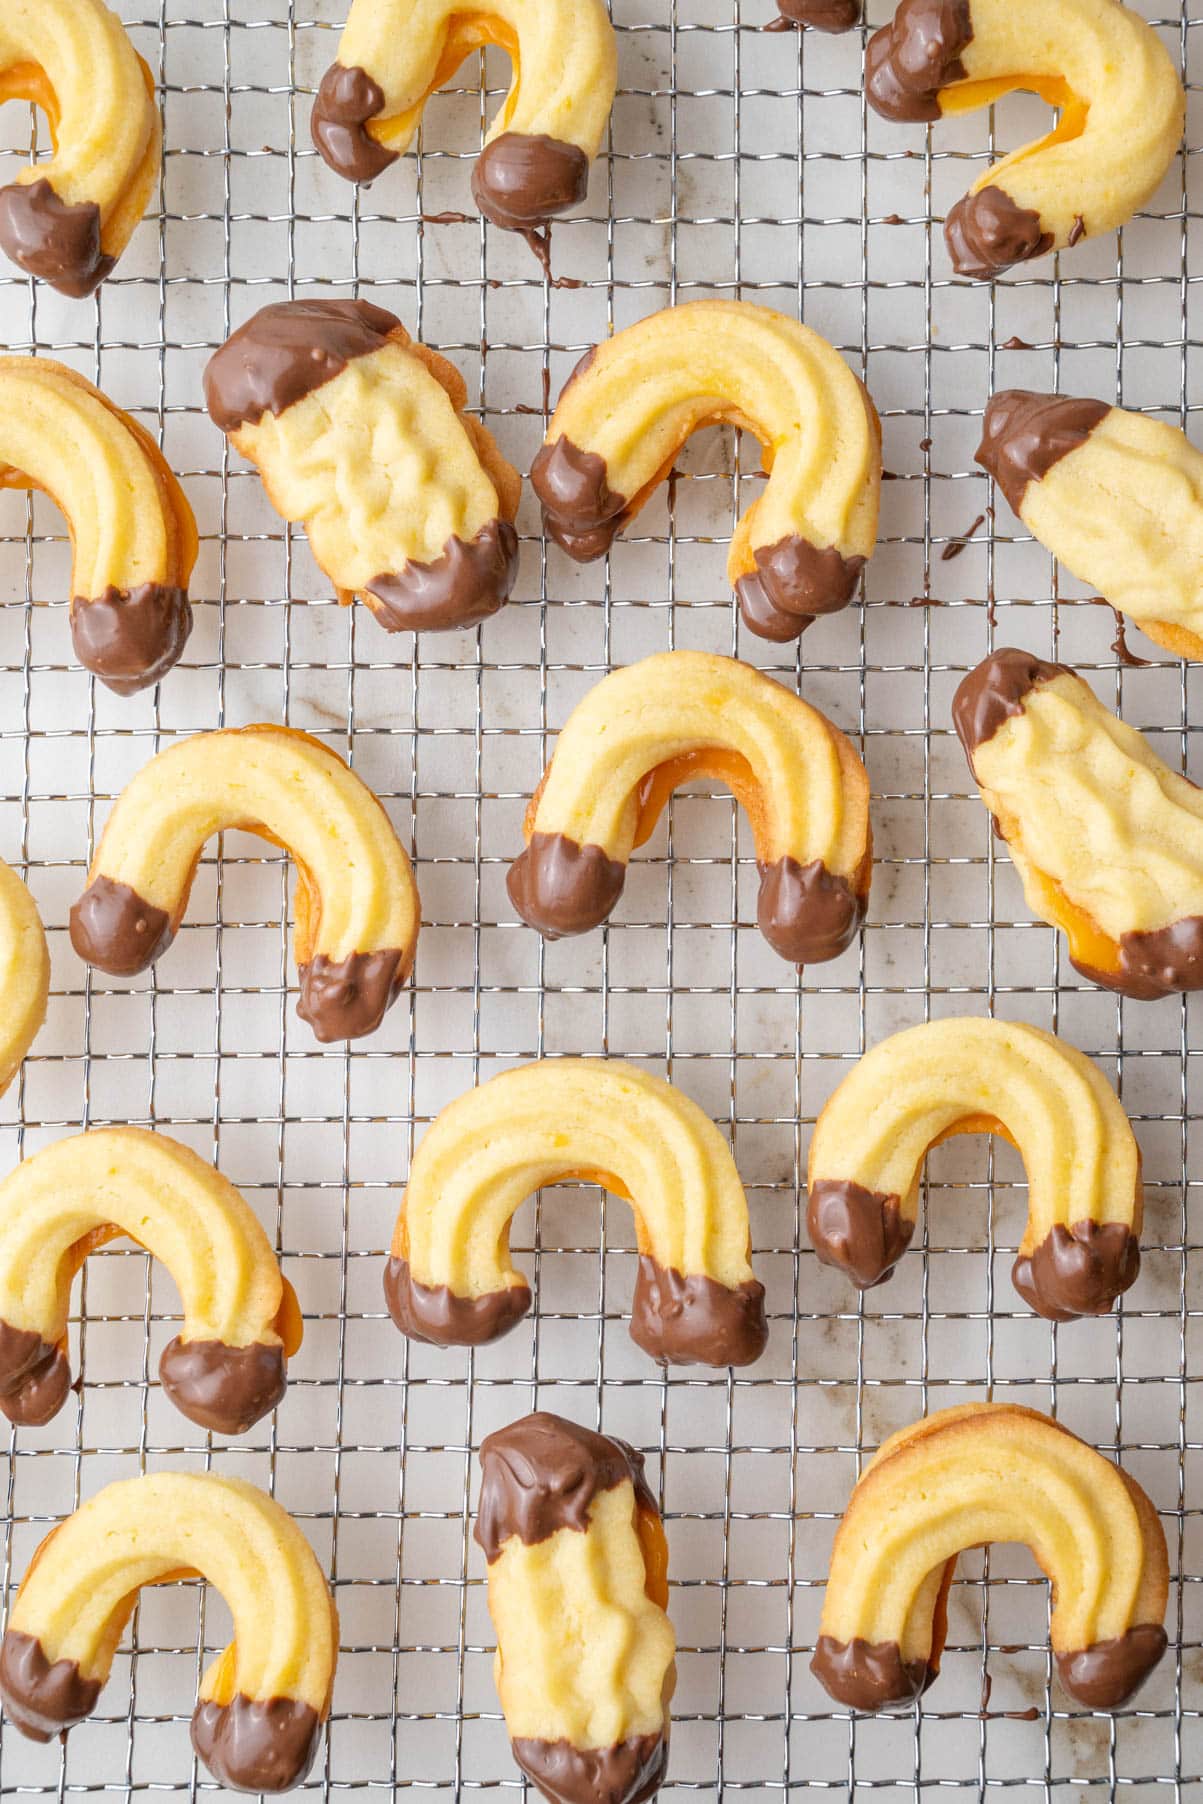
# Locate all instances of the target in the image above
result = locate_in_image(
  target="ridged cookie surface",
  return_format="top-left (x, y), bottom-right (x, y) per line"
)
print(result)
top-left (0, 857), bottom-right (47, 1102)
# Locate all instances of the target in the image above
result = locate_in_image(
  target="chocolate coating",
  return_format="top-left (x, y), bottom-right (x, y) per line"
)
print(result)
top-left (1055, 1625), bottom-right (1168, 1709)
top-left (864, 0), bottom-right (972, 122)
top-left (203, 297), bottom-right (400, 434)
top-left (296, 948), bottom-right (409, 1042)
top-left (775, 0), bottom-right (861, 27)
top-left (976, 390), bottom-right (1111, 516)
top-left (311, 64), bottom-right (399, 184)
top-left (734, 536), bottom-right (865, 643)
top-left (807, 1179), bottom-right (913, 1289)
top-left (0, 1320), bottom-right (71, 1427)
top-left (0, 1632), bottom-right (101, 1741)
top-left (472, 133), bottom-right (590, 231)
top-left (512, 1732), bottom-right (668, 1804)
top-left (0, 180), bottom-right (115, 299)
top-left (475, 1411), bottom-right (656, 1563)
top-left (810, 1635), bottom-right (933, 1711)
top-left (383, 1254), bottom-right (533, 1346)
top-left (951, 646), bottom-right (1069, 757)
top-left (70, 584), bottom-right (193, 695)
top-left (530, 436), bottom-right (628, 561)
top-left (756, 856), bottom-right (868, 966)
top-left (629, 1255), bottom-right (768, 1368)
top-left (69, 875), bottom-right (174, 976)
top-left (508, 831), bottom-right (627, 937)
top-left (191, 1693), bottom-right (323, 1793)
top-left (945, 185), bottom-right (1054, 279)
top-left (1011, 1221), bottom-right (1141, 1322)
top-left (366, 519), bottom-right (519, 633)
top-left (158, 1336), bottom-right (287, 1434)
top-left (1074, 917), bottom-right (1203, 1001)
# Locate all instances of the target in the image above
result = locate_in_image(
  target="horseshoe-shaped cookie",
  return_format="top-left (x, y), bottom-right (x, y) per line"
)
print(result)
top-left (0, 857), bottom-right (48, 1100)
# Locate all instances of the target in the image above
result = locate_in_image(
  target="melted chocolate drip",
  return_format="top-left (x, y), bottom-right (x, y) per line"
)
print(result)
top-left (811, 1635), bottom-right (934, 1711)
top-left (204, 297), bottom-right (400, 433)
top-left (1011, 1221), bottom-right (1141, 1321)
top-left (976, 390), bottom-right (1110, 516)
top-left (191, 1694), bottom-right (323, 1793)
top-left (807, 1179), bottom-right (914, 1289)
top-left (383, 1255), bottom-right (533, 1346)
top-left (951, 646), bottom-right (1069, 756)
top-left (507, 832), bottom-right (627, 938)
top-left (366, 519), bottom-right (519, 632)
top-left (475, 1411), bottom-right (657, 1562)
top-left (530, 436), bottom-right (628, 560)
top-left (756, 856), bottom-right (868, 966)
top-left (69, 875), bottom-right (174, 976)
top-left (296, 948), bottom-right (409, 1042)
top-left (629, 1256), bottom-right (768, 1367)
top-left (70, 585), bottom-right (193, 695)
top-left (0, 1632), bottom-right (101, 1741)
top-left (773, 0), bottom-right (860, 26)
top-left (0, 180), bottom-right (116, 299)
top-left (1074, 917), bottom-right (1203, 1001)
top-left (734, 536), bottom-right (865, 643)
top-left (310, 64), bottom-right (399, 184)
top-left (511, 1732), bottom-right (668, 1804)
top-left (945, 186), bottom-right (1054, 279)
top-left (1055, 1626), bottom-right (1168, 1709)
top-left (158, 1337), bottom-right (287, 1434)
top-left (865, 0), bottom-right (972, 122)
top-left (0, 1320), bottom-right (70, 1427)
top-left (472, 134), bottom-right (590, 231)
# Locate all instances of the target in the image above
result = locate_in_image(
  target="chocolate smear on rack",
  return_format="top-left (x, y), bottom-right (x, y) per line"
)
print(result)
top-left (0, 180), bottom-right (115, 298)
top-left (1011, 1221), bottom-right (1140, 1321)
top-left (191, 1693), bottom-right (323, 1792)
top-left (472, 134), bottom-right (590, 231)
top-left (811, 1635), bottom-right (934, 1710)
top-left (975, 390), bottom-right (1110, 515)
top-left (629, 1257), bottom-right (768, 1367)
top-left (69, 875), bottom-right (174, 976)
top-left (310, 64), bottom-right (398, 183)
top-left (508, 832), bottom-right (627, 937)
top-left (475, 1412), bottom-right (657, 1562)
top-left (865, 0), bottom-right (972, 122)
top-left (296, 948), bottom-right (409, 1041)
top-left (366, 519), bottom-right (519, 632)
top-left (807, 1179), bottom-right (914, 1289)
top-left (511, 1732), bottom-right (668, 1804)
top-left (70, 584), bottom-right (193, 694)
top-left (951, 646), bottom-right (1070, 755)
top-left (1055, 1626), bottom-right (1168, 1709)
top-left (941, 513), bottom-right (985, 561)
top-left (0, 1321), bottom-right (71, 1426)
top-left (159, 1336), bottom-right (287, 1434)
top-left (945, 186), bottom-right (1053, 278)
top-left (0, 1633), bottom-right (101, 1741)
top-left (204, 297), bottom-right (400, 433)
top-left (383, 1255), bottom-right (533, 1346)
top-left (756, 856), bottom-right (868, 965)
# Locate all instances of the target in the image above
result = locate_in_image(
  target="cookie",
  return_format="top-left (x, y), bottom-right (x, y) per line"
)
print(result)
top-left (806, 1016), bottom-right (1142, 1318)
top-left (0, 1126), bottom-right (300, 1432)
top-left (531, 302), bottom-right (880, 641)
top-left (978, 390), bottom-right (1203, 659)
top-left (0, 0), bottom-right (160, 296)
top-left (0, 357), bottom-right (197, 691)
top-left (507, 650), bottom-right (872, 965)
top-left (205, 300), bottom-right (521, 634)
top-left (866, 0), bottom-right (1184, 278)
top-left (476, 1413), bottom-right (676, 1804)
top-left (811, 1402), bottom-right (1168, 1711)
top-left (954, 648), bottom-right (1203, 999)
top-left (0, 1472), bottom-right (338, 1791)
top-left (311, 0), bottom-right (616, 230)
top-left (0, 857), bottom-right (48, 1100)
top-left (69, 724), bottom-right (420, 1041)
top-left (385, 1058), bottom-right (768, 1367)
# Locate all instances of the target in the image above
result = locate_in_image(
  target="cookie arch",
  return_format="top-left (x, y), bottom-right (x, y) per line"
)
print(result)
top-left (0, 857), bottom-right (49, 1101)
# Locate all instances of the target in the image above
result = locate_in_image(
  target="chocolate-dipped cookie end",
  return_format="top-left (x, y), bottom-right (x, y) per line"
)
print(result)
top-left (310, 64), bottom-right (399, 184)
top-left (1055, 1625), bottom-right (1168, 1710)
top-left (807, 1179), bottom-right (913, 1289)
top-left (756, 857), bottom-right (867, 966)
top-left (1011, 1221), bottom-right (1141, 1322)
top-left (630, 1256), bottom-right (768, 1368)
top-left (475, 1412), bottom-right (655, 1562)
top-left (945, 186), bottom-right (1053, 279)
top-left (366, 519), bottom-right (519, 633)
top-left (296, 948), bottom-right (409, 1042)
top-left (864, 0), bottom-right (973, 123)
top-left (191, 1693), bottom-right (323, 1793)
top-left (511, 1731), bottom-right (668, 1804)
top-left (0, 1322), bottom-right (71, 1427)
top-left (508, 832), bottom-right (627, 938)
top-left (69, 875), bottom-right (174, 976)
top-left (975, 391), bottom-right (1111, 516)
top-left (159, 1336), bottom-right (287, 1434)
top-left (0, 1631), bottom-right (101, 1741)
top-left (811, 1634), bottom-right (934, 1711)
top-left (951, 647), bottom-right (1069, 758)
top-left (71, 585), bottom-right (193, 695)
top-left (471, 133), bottom-right (590, 230)
top-left (530, 437), bottom-right (627, 561)
top-left (383, 1255), bottom-right (532, 1347)
top-left (0, 180), bottom-right (115, 299)
top-left (734, 536), bottom-right (865, 643)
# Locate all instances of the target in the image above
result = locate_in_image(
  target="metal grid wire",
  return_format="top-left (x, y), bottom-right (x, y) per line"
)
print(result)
top-left (0, 0), bottom-right (1200, 1795)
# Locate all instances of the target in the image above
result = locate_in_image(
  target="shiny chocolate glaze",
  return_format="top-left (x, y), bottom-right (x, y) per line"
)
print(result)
top-left (775, 0), bottom-right (861, 28)
top-left (1055, 1625), bottom-right (1168, 1708)
top-left (472, 134), bottom-right (590, 231)
top-left (734, 536), bottom-right (865, 643)
top-left (951, 646), bottom-right (1069, 757)
top-left (757, 856), bottom-right (868, 966)
top-left (383, 1255), bottom-right (533, 1346)
top-left (296, 948), bottom-right (409, 1042)
top-left (0, 180), bottom-right (115, 299)
top-left (158, 1336), bottom-right (287, 1435)
top-left (1011, 1221), bottom-right (1141, 1322)
top-left (976, 390), bottom-right (1111, 516)
top-left (70, 584), bottom-right (193, 695)
top-left (0, 1321), bottom-right (71, 1427)
top-left (512, 1732), bottom-right (668, 1804)
top-left (507, 832), bottom-right (627, 938)
top-left (69, 875), bottom-right (174, 976)
top-left (530, 436), bottom-right (628, 561)
top-left (475, 1411), bottom-right (657, 1563)
top-left (203, 297), bottom-right (400, 434)
top-left (810, 1634), bottom-right (933, 1710)
top-left (807, 1179), bottom-right (913, 1289)
top-left (1073, 917), bottom-right (1203, 1000)
top-left (0, 1632), bottom-right (101, 1741)
top-left (864, 0), bottom-right (972, 122)
top-left (311, 64), bottom-right (399, 184)
top-left (945, 186), bottom-right (1053, 279)
top-left (630, 1256), bottom-right (768, 1368)
top-left (191, 1693), bottom-right (323, 1793)
top-left (366, 519), bottom-right (519, 633)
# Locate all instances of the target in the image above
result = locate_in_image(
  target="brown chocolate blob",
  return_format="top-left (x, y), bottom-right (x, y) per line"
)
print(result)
top-left (976, 390), bottom-right (1110, 517)
top-left (756, 856), bottom-right (867, 966)
top-left (0, 1632), bottom-right (101, 1741)
top-left (366, 519), bottom-right (519, 633)
top-left (507, 832), bottom-right (627, 938)
top-left (945, 186), bottom-right (1053, 278)
top-left (70, 584), bottom-right (193, 695)
top-left (475, 1411), bottom-right (656, 1563)
top-left (512, 1732), bottom-right (668, 1804)
top-left (203, 297), bottom-right (400, 434)
top-left (383, 1255), bottom-right (532, 1346)
top-left (69, 875), bottom-right (174, 976)
top-left (0, 180), bottom-right (116, 299)
top-left (310, 64), bottom-right (399, 184)
top-left (864, 0), bottom-right (972, 122)
top-left (1011, 1221), bottom-right (1140, 1322)
top-left (472, 133), bottom-right (590, 231)
top-left (1073, 915), bottom-right (1203, 1001)
top-left (530, 436), bottom-right (628, 561)
top-left (811, 1634), bottom-right (933, 1711)
top-left (951, 646), bottom-right (1069, 757)
top-left (158, 1336), bottom-right (287, 1435)
top-left (807, 1179), bottom-right (913, 1289)
top-left (0, 1321), bottom-right (71, 1427)
top-left (191, 1693), bottom-right (323, 1793)
top-left (296, 948), bottom-right (409, 1042)
top-left (630, 1256), bottom-right (768, 1368)
top-left (1054, 1625), bottom-right (1168, 1709)
top-left (774, 0), bottom-right (861, 28)
top-left (734, 536), bottom-right (865, 643)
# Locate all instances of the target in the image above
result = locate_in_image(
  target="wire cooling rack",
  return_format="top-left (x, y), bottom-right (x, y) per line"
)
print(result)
top-left (0, 0), bottom-right (1200, 1796)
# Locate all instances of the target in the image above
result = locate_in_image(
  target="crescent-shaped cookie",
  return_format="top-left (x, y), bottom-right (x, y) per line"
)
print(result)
top-left (866, 0), bottom-right (1185, 279)
top-left (310, 0), bottom-right (617, 231)
top-left (0, 1127), bottom-right (300, 1433)
top-left (811, 1403), bottom-right (1168, 1711)
top-left (0, 0), bottom-right (160, 296)
top-left (977, 391), bottom-right (1203, 659)
top-left (476, 1413), bottom-right (676, 1804)
top-left (385, 1058), bottom-right (768, 1367)
top-left (0, 357), bottom-right (197, 692)
top-left (69, 724), bottom-right (420, 1041)
top-left (0, 1472), bottom-right (338, 1791)
top-left (531, 302), bottom-right (881, 641)
top-left (507, 651), bottom-right (872, 965)
top-left (806, 1017), bottom-right (1142, 1319)
top-left (0, 857), bottom-right (48, 1100)
top-left (954, 648), bottom-right (1203, 999)
top-left (204, 300), bottom-right (521, 634)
